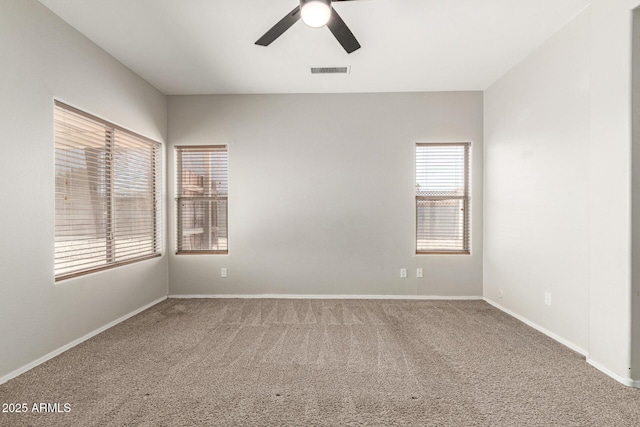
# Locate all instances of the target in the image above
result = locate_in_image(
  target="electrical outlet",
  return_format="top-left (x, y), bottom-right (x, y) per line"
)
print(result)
top-left (544, 292), bottom-right (551, 306)
top-left (221, 268), bottom-right (228, 278)
top-left (400, 268), bottom-right (407, 278)
top-left (416, 268), bottom-right (423, 278)
top-left (498, 289), bottom-right (503, 299)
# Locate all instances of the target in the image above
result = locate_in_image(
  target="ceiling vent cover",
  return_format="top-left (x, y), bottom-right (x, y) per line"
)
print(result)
top-left (311, 66), bottom-right (350, 74)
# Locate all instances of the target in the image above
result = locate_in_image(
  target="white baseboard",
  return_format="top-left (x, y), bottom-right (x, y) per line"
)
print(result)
top-left (168, 294), bottom-right (484, 300)
top-left (0, 296), bottom-right (167, 385)
top-left (483, 297), bottom-right (588, 357)
top-left (586, 358), bottom-right (636, 388)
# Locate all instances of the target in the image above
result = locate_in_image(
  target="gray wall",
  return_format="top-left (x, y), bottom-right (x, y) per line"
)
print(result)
top-left (0, 0), bottom-right (168, 380)
top-left (486, 0), bottom-right (640, 384)
top-left (167, 92), bottom-right (483, 296)
top-left (634, 5), bottom-right (640, 383)
top-left (588, 0), bottom-right (639, 382)
top-left (484, 9), bottom-right (590, 352)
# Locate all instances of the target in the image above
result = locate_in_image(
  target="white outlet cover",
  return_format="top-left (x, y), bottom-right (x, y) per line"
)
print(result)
top-left (416, 268), bottom-right (423, 278)
top-left (400, 268), bottom-right (407, 278)
top-left (221, 268), bottom-right (228, 278)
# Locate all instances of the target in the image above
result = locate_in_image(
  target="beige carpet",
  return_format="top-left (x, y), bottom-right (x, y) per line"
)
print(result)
top-left (1, 299), bottom-right (639, 426)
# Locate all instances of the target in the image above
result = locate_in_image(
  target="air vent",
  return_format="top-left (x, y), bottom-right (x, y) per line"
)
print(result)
top-left (310, 66), bottom-right (350, 74)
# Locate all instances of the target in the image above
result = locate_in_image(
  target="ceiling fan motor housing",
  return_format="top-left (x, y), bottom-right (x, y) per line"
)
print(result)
top-left (300, 0), bottom-right (332, 8)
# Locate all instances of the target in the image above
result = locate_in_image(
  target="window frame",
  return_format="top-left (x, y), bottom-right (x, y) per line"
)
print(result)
top-left (54, 100), bottom-right (162, 281)
top-left (175, 145), bottom-right (229, 255)
top-left (415, 141), bottom-right (471, 255)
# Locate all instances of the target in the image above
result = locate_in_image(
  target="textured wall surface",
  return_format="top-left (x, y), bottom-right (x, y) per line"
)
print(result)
top-left (168, 92), bottom-right (483, 297)
top-left (484, 10), bottom-right (591, 351)
top-left (0, 0), bottom-right (168, 380)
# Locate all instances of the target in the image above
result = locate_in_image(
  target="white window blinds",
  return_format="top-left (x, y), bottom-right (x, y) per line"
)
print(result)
top-left (415, 142), bottom-right (470, 254)
top-left (176, 146), bottom-right (228, 254)
top-left (54, 101), bottom-right (161, 280)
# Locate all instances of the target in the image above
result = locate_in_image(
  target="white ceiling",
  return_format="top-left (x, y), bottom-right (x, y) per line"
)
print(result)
top-left (39, 0), bottom-right (590, 95)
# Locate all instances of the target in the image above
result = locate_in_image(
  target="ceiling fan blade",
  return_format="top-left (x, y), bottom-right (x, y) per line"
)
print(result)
top-left (255, 6), bottom-right (301, 46)
top-left (326, 8), bottom-right (361, 54)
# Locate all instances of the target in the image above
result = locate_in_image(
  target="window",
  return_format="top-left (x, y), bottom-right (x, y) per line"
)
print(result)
top-left (175, 146), bottom-right (228, 254)
top-left (415, 142), bottom-right (470, 254)
top-left (54, 101), bottom-right (161, 280)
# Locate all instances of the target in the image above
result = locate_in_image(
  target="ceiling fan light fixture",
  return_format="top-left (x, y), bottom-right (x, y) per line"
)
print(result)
top-left (255, 0), bottom-right (361, 54)
top-left (300, 0), bottom-right (332, 28)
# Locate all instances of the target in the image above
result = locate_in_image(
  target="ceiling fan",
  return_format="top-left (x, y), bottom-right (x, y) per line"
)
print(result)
top-left (255, 0), bottom-right (364, 54)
